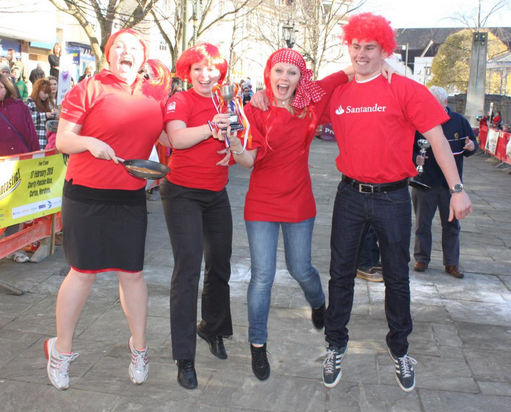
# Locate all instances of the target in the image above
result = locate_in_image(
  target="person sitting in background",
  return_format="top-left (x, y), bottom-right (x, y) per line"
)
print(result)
top-left (12, 66), bottom-right (28, 100)
top-left (25, 78), bottom-right (57, 149)
top-left (0, 73), bottom-right (40, 263)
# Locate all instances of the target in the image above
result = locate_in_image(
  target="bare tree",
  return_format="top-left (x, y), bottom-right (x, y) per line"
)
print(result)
top-left (250, 0), bottom-right (366, 79)
top-left (47, 0), bottom-right (157, 71)
top-left (450, 0), bottom-right (510, 30)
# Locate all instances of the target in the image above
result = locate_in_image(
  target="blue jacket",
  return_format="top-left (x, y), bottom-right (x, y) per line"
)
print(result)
top-left (413, 107), bottom-right (478, 187)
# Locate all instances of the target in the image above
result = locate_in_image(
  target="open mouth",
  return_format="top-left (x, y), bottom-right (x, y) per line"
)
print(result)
top-left (277, 84), bottom-right (289, 93)
top-left (120, 59), bottom-right (133, 69)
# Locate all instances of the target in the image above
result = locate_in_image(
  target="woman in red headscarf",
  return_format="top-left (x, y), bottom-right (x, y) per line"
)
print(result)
top-left (213, 48), bottom-right (354, 381)
top-left (45, 29), bottom-right (171, 391)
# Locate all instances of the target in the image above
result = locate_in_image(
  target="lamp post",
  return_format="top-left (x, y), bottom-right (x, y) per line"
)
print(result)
top-left (282, 22), bottom-right (296, 49)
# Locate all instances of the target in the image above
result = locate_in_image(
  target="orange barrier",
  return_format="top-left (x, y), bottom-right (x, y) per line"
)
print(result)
top-left (478, 123), bottom-right (511, 165)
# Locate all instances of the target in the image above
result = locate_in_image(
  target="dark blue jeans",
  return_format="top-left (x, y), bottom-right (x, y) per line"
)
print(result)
top-left (325, 181), bottom-right (413, 357)
top-left (357, 226), bottom-right (380, 270)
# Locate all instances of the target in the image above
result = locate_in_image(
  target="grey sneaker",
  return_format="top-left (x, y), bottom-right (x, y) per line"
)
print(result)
top-left (388, 348), bottom-right (417, 392)
top-left (323, 345), bottom-right (347, 388)
top-left (128, 337), bottom-right (149, 384)
top-left (44, 337), bottom-right (78, 390)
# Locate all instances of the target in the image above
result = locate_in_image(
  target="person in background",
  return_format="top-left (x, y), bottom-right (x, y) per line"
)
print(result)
top-left (46, 29), bottom-right (171, 391)
top-left (491, 110), bottom-right (503, 129)
top-left (241, 86), bottom-right (251, 106)
top-left (356, 227), bottom-right (383, 282)
top-left (0, 73), bottom-right (40, 262)
top-left (78, 65), bottom-right (94, 83)
top-left (29, 63), bottom-right (46, 87)
top-left (412, 86), bottom-right (478, 279)
top-left (161, 43), bottom-right (233, 390)
top-left (12, 66), bottom-right (28, 100)
top-left (49, 43), bottom-right (61, 79)
top-left (6, 48), bottom-right (27, 82)
top-left (47, 75), bottom-right (58, 111)
top-left (0, 63), bottom-right (21, 98)
top-left (25, 78), bottom-right (57, 149)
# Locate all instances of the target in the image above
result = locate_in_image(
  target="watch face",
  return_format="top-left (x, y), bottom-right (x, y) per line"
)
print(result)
top-left (452, 184), bottom-right (464, 193)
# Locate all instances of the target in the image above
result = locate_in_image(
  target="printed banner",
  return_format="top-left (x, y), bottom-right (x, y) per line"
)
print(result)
top-left (485, 128), bottom-right (499, 155)
top-left (0, 153), bottom-right (66, 228)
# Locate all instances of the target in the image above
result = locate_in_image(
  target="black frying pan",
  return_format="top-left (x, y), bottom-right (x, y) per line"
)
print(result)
top-left (116, 157), bottom-right (170, 180)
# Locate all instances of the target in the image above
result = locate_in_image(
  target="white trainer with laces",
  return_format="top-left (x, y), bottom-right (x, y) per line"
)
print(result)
top-left (44, 337), bottom-right (79, 390)
top-left (128, 337), bottom-right (149, 384)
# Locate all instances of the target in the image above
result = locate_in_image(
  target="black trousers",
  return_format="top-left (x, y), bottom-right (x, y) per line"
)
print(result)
top-left (161, 180), bottom-right (233, 360)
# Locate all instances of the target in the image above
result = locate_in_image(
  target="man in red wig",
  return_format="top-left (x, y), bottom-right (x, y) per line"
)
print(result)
top-left (322, 13), bottom-right (472, 392)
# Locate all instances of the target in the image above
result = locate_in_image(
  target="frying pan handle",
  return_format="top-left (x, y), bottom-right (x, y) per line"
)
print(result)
top-left (116, 156), bottom-right (125, 163)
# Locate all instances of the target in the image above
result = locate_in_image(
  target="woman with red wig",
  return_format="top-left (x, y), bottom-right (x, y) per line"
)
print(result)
top-left (161, 43), bottom-right (233, 390)
top-left (25, 78), bottom-right (58, 149)
top-left (44, 29), bottom-right (171, 391)
top-left (224, 49), bottom-right (393, 381)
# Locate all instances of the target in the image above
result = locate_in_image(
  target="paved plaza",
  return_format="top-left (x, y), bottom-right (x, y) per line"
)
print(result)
top-left (0, 140), bottom-right (510, 412)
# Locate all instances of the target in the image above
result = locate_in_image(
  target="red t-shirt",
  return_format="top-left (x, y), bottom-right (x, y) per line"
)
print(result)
top-left (329, 75), bottom-right (449, 183)
top-left (60, 70), bottom-right (164, 190)
top-left (164, 89), bottom-right (228, 191)
top-left (245, 71), bottom-right (348, 222)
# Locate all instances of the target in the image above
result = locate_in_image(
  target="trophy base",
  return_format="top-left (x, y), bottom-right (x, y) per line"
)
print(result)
top-left (409, 179), bottom-right (431, 191)
top-left (221, 122), bottom-right (244, 131)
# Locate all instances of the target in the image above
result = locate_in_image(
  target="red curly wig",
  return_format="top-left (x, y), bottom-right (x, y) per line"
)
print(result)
top-left (104, 29), bottom-right (148, 65)
top-left (342, 12), bottom-right (397, 56)
top-left (175, 43), bottom-right (228, 83)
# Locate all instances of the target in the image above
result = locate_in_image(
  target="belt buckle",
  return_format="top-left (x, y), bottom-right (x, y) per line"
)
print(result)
top-left (359, 183), bottom-right (374, 193)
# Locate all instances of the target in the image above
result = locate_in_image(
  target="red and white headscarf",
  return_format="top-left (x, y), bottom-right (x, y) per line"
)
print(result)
top-left (267, 48), bottom-right (325, 109)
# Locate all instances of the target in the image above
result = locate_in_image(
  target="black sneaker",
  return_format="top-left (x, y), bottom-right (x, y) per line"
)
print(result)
top-left (250, 344), bottom-right (270, 380)
top-left (388, 348), bottom-right (417, 392)
top-left (176, 359), bottom-right (198, 389)
top-left (323, 345), bottom-right (347, 388)
top-left (312, 303), bottom-right (326, 329)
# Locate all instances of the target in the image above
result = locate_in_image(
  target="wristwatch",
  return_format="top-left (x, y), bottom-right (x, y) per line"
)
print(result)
top-left (449, 183), bottom-right (464, 194)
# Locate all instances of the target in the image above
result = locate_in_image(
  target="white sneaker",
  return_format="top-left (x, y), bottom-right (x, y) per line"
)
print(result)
top-left (128, 337), bottom-right (149, 384)
top-left (44, 337), bottom-right (78, 390)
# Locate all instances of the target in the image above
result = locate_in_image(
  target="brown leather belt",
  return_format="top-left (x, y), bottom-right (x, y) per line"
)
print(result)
top-left (342, 175), bottom-right (409, 193)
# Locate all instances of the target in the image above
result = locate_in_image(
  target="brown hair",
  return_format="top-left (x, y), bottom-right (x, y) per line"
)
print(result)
top-left (0, 73), bottom-right (17, 100)
top-left (30, 78), bottom-right (52, 112)
top-left (53, 43), bottom-right (61, 56)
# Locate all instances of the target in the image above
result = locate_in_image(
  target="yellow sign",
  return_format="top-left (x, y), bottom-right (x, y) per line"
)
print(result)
top-left (0, 154), bottom-right (66, 228)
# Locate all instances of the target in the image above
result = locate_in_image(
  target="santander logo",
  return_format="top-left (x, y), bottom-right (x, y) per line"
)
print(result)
top-left (335, 103), bottom-right (387, 115)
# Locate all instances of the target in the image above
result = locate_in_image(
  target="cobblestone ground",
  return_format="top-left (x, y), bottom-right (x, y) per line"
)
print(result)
top-left (1, 141), bottom-right (510, 411)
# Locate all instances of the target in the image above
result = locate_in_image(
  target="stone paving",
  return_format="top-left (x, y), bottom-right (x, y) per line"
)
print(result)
top-left (0, 140), bottom-right (510, 412)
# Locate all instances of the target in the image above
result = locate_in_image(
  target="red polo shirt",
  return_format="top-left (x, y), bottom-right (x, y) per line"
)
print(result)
top-left (244, 71), bottom-right (348, 222)
top-left (60, 70), bottom-right (164, 190)
top-left (164, 88), bottom-right (229, 191)
top-left (329, 75), bottom-right (449, 183)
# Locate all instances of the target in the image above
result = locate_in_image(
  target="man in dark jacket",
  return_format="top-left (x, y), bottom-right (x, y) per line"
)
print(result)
top-left (412, 86), bottom-right (478, 279)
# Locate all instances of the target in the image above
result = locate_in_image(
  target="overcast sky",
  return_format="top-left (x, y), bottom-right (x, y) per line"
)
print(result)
top-left (357, 0), bottom-right (511, 28)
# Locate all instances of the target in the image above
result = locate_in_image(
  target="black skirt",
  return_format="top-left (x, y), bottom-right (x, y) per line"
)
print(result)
top-left (61, 180), bottom-right (147, 273)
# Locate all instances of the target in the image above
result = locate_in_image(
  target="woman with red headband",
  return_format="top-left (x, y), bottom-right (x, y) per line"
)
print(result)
top-left (45, 29), bottom-right (171, 391)
top-left (161, 43), bottom-right (232, 390)
top-left (222, 49), bottom-right (393, 381)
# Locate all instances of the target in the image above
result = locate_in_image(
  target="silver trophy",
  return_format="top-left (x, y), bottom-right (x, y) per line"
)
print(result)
top-left (220, 85), bottom-right (243, 130)
top-left (416, 139), bottom-right (431, 175)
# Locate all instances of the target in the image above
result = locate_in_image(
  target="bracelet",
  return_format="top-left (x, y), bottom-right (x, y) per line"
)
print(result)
top-left (202, 124), bottom-right (209, 140)
top-left (231, 148), bottom-right (245, 155)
